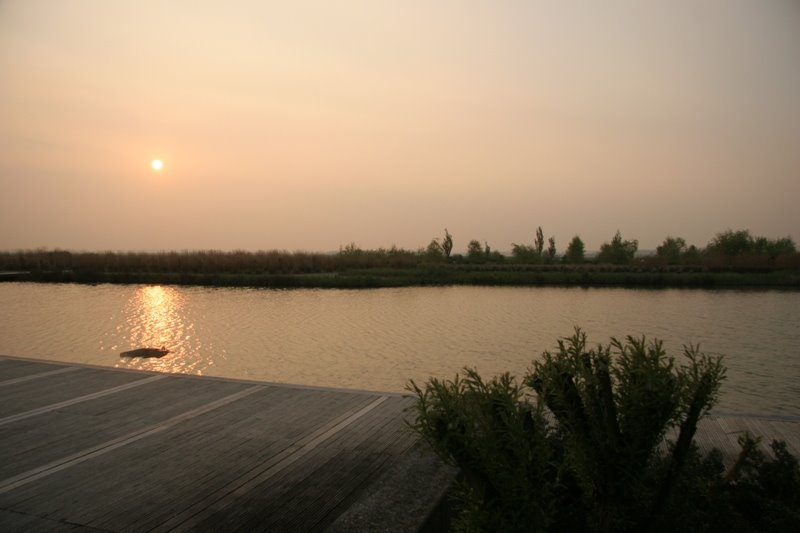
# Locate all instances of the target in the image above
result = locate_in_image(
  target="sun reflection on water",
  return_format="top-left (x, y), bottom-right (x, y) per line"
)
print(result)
top-left (135, 285), bottom-right (177, 347)
top-left (112, 285), bottom-right (213, 375)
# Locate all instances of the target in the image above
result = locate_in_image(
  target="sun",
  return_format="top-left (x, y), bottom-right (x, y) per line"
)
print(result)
top-left (151, 159), bottom-right (164, 171)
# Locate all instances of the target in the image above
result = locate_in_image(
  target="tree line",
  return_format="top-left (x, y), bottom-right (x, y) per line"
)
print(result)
top-left (424, 227), bottom-right (797, 267)
top-left (0, 228), bottom-right (796, 275)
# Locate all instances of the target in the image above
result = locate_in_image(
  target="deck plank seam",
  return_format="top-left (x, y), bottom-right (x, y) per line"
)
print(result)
top-left (0, 384), bottom-right (263, 495)
top-left (0, 366), bottom-right (81, 387)
top-left (142, 398), bottom-right (381, 532)
top-left (0, 507), bottom-right (113, 532)
top-left (259, 450), bottom-right (387, 531)
top-left (0, 374), bottom-right (168, 427)
top-left (264, 424), bottom-right (416, 531)
top-left (178, 419), bottom-right (404, 530)
top-left (150, 397), bottom-right (386, 531)
top-left (309, 451), bottom-right (400, 532)
top-left (251, 412), bottom-right (408, 503)
top-left (152, 395), bottom-right (390, 532)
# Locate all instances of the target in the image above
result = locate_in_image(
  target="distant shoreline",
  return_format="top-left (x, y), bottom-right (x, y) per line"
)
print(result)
top-left (2, 266), bottom-right (799, 289)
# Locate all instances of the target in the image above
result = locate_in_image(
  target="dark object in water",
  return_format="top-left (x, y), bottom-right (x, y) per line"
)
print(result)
top-left (120, 347), bottom-right (169, 358)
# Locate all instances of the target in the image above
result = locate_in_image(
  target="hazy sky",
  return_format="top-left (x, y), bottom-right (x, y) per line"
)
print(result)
top-left (1, 1), bottom-right (798, 253)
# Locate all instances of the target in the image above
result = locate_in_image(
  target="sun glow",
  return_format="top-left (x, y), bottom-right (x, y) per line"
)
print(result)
top-left (151, 159), bottom-right (163, 171)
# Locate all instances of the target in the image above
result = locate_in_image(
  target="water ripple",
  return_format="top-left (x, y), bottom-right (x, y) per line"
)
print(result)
top-left (0, 283), bottom-right (798, 415)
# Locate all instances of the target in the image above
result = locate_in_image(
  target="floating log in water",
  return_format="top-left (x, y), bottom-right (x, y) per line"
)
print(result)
top-left (120, 347), bottom-right (170, 358)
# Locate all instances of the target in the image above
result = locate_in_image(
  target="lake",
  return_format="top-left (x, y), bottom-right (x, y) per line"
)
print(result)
top-left (0, 282), bottom-right (798, 416)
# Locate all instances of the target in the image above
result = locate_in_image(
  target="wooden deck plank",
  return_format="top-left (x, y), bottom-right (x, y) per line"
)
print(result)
top-left (147, 395), bottom-right (388, 532)
top-left (326, 441), bottom-right (459, 533)
top-left (0, 508), bottom-right (94, 532)
top-left (757, 419), bottom-right (800, 452)
top-left (697, 418), bottom-right (739, 459)
top-left (0, 377), bottom-right (255, 480)
top-left (0, 384), bottom-right (384, 532)
top-left (254, 401), bottom-right (417, 530)
top-left (0, 366), bottom-right (80, 388)
top-left (0, 358), bottom-right (71, 381)
top-left (241, 396), bottom-right (412, 510)
top-left (302, 450), bottom-right (414, 532)
top-left (249, 449), bottom-right (397, 532)
top-left (0, 385), bottom-right (264, 498)
top-left (98, 392), bottom-right (382, 525)
top-left (708, 416), bottom-right (799, 457)
top-left (0, 368), bottom-right (151, 418)
top-left (0, 399), bottom-right (285, 528)
top-left (0, 374), bottom-right (167, 428)
top-left (762, 420), bottom-right (800, 453)
top-left (40, 387), bottom-right (319, 517)
top-left (1, 356), bottom-right (797, 533)
top-left (269, 423), bottom-right (417, 532)
top-left (188, 400), bottom-right (416, 531)
top-left (262, 398), bottom-right (416, 512)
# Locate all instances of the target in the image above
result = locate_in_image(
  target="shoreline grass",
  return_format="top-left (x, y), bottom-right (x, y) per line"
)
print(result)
top-left (2, 266), bottom-right (799, 289)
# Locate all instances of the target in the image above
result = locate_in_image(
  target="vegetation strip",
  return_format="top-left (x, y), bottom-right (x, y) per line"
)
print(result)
top-left (0, 366), bottom-right (80, 387)
top-left (1, 228), bottom-right (797, 289)
top-left (0, 374), bottom-right (166, 427)
top-left (0, 384), bottom-right (263, 495)
top-left (4, 267), bottom-right (800, 289)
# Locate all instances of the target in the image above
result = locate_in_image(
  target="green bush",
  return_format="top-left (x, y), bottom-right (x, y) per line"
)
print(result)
top-left (407, 329), bottom-right (800, 532)
top-left (407, 369), bottom-right (559, 532)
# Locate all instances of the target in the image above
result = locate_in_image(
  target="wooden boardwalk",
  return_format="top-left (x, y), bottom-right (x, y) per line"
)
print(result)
top-left (1, 356), bottom-right (798, 532)
top-left (0, 356), bottom-right (454, 532)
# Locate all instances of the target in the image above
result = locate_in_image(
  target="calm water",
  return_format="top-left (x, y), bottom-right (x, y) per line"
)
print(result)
top-left (0, 282), bottom-right (798, 416)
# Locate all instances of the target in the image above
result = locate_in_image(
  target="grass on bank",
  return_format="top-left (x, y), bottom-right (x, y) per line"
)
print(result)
top-left (1, 247), bottom-right (799, 288)
top-left (3, 264), bottom-right (799, 289)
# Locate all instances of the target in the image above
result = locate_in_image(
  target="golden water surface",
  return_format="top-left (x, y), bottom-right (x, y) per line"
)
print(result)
top-left (0, 283), bottom-right (798, 416)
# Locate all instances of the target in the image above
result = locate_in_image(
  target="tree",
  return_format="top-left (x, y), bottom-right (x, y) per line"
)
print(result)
top-left (707, 229), bottom-right (753, 257)
top-left (424, 239), bottom-right (444, 261)
top-left (765, 237), bottom-right (796, 258)
top-left (535, 226), bottom-right (545, 256)
top-left (752, 236), bottom-right (770, 256)
top-left (510, 226), bottom-right (548, 264)
top-left (657, 236), bottom-right (687, 265)
top-left (565, 236), bottom-right (585, 264)
top-left (442, 229), bottom-right (454, 259)
top-left (511, 243), bottom-right (539, 263)
top-left (597, 231), bottom-right (638, 265)
top-left (546, 236), bottom-right (556, 262)
top-left (683, 244), bottom-right (700, 264)
top-left (708, 230), bottom-right (796, 261)
top-left (339, 242), bottom-right (362, 256)
top-left (753, 236), bottom-right (796, 259)
top-left (483, 242), bottom-right (506, 263)
top-left (467, 240), bottom-right (484, 261)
